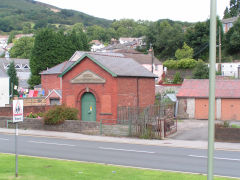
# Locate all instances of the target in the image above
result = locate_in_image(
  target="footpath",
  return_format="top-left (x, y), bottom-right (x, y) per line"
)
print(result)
top-left (0, 128), bottom-right (240, 151)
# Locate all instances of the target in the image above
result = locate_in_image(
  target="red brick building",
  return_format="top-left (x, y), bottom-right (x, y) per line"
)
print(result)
top-left (40, 51), bottom-right (157, 122)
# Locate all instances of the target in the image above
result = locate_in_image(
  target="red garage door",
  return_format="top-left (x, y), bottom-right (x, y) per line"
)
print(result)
top-left (195, 99), bottom-right (209, 119)
top-left (195, 99), bottom-right (216, 120)
top-left (221, 99), bottom-right (240, 121)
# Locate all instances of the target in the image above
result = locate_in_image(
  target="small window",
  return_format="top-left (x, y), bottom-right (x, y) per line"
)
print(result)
top-left (23, 64), bottom-right (29, 69)
top-left (50, 98), bottom-right (60, 105)
top-left (155, 65), bottom-right (158, 71)
top-left (15, 64), bottom-right (20, 69)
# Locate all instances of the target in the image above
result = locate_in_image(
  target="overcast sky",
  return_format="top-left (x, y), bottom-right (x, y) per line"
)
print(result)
top-left (36, 0), bottom-right (230, 22)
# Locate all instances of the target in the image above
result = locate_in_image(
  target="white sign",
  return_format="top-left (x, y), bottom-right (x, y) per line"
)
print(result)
top-left (13, 100), bottom-right (23, 123)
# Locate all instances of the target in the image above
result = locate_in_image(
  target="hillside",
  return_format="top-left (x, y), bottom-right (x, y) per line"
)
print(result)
top-left (0, 0), bottom-right (112, 32)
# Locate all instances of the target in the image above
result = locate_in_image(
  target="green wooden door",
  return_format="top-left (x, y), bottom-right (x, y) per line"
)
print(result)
top-left (81, 93), bottom-right (96, 121)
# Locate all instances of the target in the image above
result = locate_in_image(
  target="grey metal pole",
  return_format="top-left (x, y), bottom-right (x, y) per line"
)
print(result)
top-left (15, 122), bottom-right (18, 177)
top-left (208, 0), bottom-right (216, 179)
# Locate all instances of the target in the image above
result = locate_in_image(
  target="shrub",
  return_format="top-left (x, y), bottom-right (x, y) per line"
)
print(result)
top-left (163, 58), bottom-right (197, 69)
top-left (177, 58), bottom-right (197, 69)
top-left (44, 105), bottom-right (79, 125)
top-left (26, 112), bottom-right (44, 118)
top-left (173, 72), bottom-right (183, 84)
top-left (163, 60), bottom-right (178, 69)
top-left (192, 60), bottom-right (209, 79)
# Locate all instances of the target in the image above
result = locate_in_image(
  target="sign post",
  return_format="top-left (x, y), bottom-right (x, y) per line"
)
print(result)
top-left (13, 100), bottom-right (23, 178)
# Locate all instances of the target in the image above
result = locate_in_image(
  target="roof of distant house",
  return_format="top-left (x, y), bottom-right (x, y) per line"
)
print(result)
top-left (41, 51), bottom-right (157, 78)
top-left (90, 40), bottom-right (102, 45)
top-left (222, 16), bottom-right (239, 24)
top-left (114, 49), bottom-right (162, 65)
top-left (177, 79), bottom-right (240, 98)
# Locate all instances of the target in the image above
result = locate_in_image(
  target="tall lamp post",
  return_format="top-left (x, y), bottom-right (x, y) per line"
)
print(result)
top-left (208, 0), bottom-right (216, 180)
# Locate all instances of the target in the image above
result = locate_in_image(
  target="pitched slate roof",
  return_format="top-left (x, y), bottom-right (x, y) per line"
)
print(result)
top-left (41, 51), bottom-right (157, 78)
top-left (40, 61), bottom-right (74, 75)
top-left (177, 79), bottom-right (240, 98)
top-left (114, 49), bottom-right (162, 65)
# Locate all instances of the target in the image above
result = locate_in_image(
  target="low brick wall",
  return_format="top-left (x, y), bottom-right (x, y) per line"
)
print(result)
top-left (215, 125), bottom-right (240, 143)
top-left (0, 117), bottom-right (100, 134)
top-left (0, 106), bottom-right (52, 117)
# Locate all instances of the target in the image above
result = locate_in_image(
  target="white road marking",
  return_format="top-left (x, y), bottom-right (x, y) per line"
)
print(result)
top-left (99, 147), bottom-right (155, 154)
top-left (189, 154), bottom-right (240, 162)
top-left (29, 141), bottom-right (76, 147)
top-left (0, 138), bottom-right (8, 141)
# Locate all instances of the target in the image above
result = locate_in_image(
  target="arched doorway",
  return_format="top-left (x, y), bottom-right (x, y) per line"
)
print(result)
top-left (81, 92), bottom-right (96, 121)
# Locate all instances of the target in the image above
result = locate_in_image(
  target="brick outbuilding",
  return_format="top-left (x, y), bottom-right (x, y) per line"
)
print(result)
top-left (40, 51), bottom-right (157, 122)
top-left (177, 79), bottom-right (240, 121)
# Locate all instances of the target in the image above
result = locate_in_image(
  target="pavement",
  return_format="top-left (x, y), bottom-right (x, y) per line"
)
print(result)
top-left (0, 127), bottom-right (240, 152)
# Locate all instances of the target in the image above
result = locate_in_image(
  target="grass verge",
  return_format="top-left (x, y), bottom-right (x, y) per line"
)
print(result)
top-left (0, 153), bottom-right (237, 180)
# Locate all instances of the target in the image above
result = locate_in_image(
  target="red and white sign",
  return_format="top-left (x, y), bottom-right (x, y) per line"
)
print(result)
top-left (13, 100), bottom-right (23, 123)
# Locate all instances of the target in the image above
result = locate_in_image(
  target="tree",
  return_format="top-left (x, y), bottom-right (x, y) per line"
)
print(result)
top-left (146, 20), bottom-right (184, 59)
top-left (224, 0), bottom-right (240, 18)
top-left (175, 42), bottom-right (194, 60)
top-left (29, 28), bottom-right (90, 88)
top-left (9, 37), bottom-right (34, 59)
top-left (7, 61), bottom-right (18, 96)
top-left (184, 17), bottom-right (223, 61)
top-left (192, 60), bottom-right (209, 79)
top-left (7, 32), bottom-right (15, 44)
top-left (225, 18), bottom-right (240, 54)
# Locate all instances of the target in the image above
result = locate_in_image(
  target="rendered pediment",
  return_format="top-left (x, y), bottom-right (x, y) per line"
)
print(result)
top-left (71, 70), bottom-right (106, 84)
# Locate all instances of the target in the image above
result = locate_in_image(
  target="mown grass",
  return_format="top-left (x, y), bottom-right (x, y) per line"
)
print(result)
top-left (0, 154), bottom-right (237, 180)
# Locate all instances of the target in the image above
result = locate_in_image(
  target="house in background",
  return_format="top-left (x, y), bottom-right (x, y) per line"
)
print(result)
top-left (216, 62), bottom-right (240, 78)
top-left (114, 49), bottom-right (163, 82)
top-left (90, 40), bottom-right (105, 52)
top-left (0, 58), bottom-right (31, 89)
top-left (222, 16), bottom-right (238, 33)
top-left (0, 67), bottom-right (9, 107)
top-left (177, 79), bottom-right (240, 121)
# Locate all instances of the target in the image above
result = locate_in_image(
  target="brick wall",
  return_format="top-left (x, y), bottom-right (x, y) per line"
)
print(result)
top-left (0, 117), bottom-right (100, 134)
top-left (41, 74), bottom-right (61, 95)
top-left (117, 77), bottom-right (155, 107)
top-left (0, 106), bottom-right (51, 117)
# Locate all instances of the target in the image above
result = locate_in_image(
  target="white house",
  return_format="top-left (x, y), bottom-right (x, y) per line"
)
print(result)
top-left (216, 62), bottom-right (240, 78)
top-left (0, 67), bottom-right (9, 107)
top-left (90, 40), bottom-right (105, 52)
top-left (0, 58), bottom-right (31, 88)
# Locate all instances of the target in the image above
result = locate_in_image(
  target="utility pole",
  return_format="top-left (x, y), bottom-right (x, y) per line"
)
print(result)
top-left (219, 26), bottom-right (222, 73)
top-left (208, 0), bottom-right (216, 179)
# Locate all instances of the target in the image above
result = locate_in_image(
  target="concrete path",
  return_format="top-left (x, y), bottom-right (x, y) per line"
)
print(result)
top-left (0, 127), bottom-right (240, 152)
top-left (171, 120), bottom-right (208, 141)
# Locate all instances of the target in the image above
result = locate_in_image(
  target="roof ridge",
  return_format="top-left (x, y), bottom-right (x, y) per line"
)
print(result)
top-left (90, 53), bottom-right (126, 58)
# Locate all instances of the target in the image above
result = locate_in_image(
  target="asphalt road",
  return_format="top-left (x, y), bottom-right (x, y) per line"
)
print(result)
top-left (0, 133), bottom-right (240, 178)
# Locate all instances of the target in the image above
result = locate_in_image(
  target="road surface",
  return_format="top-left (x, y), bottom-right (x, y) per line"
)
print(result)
top-left (0, 133), bottom-right (239, 178)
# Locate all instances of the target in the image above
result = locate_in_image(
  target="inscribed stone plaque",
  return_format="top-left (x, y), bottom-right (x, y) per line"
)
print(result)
top-left (71, 70), bottom-right (106, 84)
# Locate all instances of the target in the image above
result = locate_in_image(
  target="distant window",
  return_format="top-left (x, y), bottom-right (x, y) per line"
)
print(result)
top-left (155, 65), bottom-right (158, 71)
top-left (15, 64), bottom-right (20, 69)
top-left (23, 64), bottom-right (29, 69)
top-left (50, 98), bottom-right (60, 105)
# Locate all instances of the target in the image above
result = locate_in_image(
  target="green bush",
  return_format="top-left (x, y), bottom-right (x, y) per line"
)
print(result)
top-left (177, 58), bottom-right (197, 69)
top-left (163, 60), bottom-right (178, 69)
top-left (173, 72), bottom-right (183, 84)
top-left (163, 58), bottom-right (197, 69)
top-left (26, 112), bottom-right (44, 118)
top-left (44, 105), bottom-right (79, 125)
